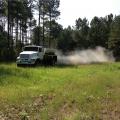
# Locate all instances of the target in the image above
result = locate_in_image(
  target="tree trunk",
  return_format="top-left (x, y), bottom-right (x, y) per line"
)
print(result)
top-left (7, 0), bottom-right (10, 49)
top-left (11, 18), bottom-right (14, 48)
top-left (38, 0), bottom-right (41, 45)
top-left (16, 17), bottom-right (18, 46)
top-left (49, 11), bottom-right (52, 48)
top-left (42, 13), bottom-right (45, 46)
top-left (22, 21), bottom-right (24, 44)
top-left (20, 20), bottom-right (22, 43)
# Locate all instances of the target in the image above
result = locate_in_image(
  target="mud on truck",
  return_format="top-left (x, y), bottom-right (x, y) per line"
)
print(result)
top-left (16, 45), bottom-right (57, 66)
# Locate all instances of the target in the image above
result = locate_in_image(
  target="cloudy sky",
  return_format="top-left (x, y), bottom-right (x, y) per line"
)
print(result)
top-left (57, 0), bottom-right (120, 28)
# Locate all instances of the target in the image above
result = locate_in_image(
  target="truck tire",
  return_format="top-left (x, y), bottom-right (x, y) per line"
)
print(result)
top-left (43, 55), bottom-right (57, 66)
top-left (49, 58), bottom-right (56, 66)
top-left (17, 64), bottom-right (20, 67)
top-left (34, 59), bottom-right (40, 66)
top-left (51, 58), bottom-right (56, 66)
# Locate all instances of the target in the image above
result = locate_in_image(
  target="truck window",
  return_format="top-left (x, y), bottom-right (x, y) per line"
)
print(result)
top-left (24, 47), bottom-right (38, 51)
top-left (39, 48), bottom-right (42, 52)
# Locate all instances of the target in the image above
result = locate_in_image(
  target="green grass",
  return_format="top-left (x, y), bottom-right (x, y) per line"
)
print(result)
top-left (0, 63), bottom-right (120, 119)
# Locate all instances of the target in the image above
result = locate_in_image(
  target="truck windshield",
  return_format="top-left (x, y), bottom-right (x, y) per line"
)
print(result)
top-left (24, 47), bottom-right (38, 51)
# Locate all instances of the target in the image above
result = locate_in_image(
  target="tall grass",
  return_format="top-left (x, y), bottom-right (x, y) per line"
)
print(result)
top-left (0, 63), bottom-right (120, 119)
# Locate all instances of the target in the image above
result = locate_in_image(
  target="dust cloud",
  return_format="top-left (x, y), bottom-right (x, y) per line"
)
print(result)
top-left (57, 47), bottom-right (115, 65)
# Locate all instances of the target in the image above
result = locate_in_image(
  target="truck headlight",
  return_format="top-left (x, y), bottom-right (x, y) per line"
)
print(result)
top-left (17, 57), bottom-right (20, 60)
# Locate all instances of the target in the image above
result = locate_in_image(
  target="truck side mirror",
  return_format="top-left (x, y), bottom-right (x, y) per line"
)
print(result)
top-left (22, 47), bottom-right (24, 51)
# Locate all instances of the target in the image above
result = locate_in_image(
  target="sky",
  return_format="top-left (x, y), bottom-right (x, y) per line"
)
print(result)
top-left (57, 0), bottom-right (120, 28)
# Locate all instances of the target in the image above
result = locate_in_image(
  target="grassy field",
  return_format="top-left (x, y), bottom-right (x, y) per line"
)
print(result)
top-left (0, 63), bottom-right (120, 120)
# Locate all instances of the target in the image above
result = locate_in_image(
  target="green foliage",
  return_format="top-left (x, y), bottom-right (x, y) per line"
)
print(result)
top-left (45, 20), bottom-right (63, 47)
top-left (34, 0), bottom-right (60, 46)
top-left (0, 0), bottom-right (7, 16)
top-left (89, 16), bottom-right (109, 48)
top-left (75, 18), bottom-right (89, 48)
top-left (20, 110), bottom-right (29, 120)
top-left (0, 26), bottom-right (16, 61)
top-left (0, 31), bottom-right (7, 48)
top-left (57, 26), bottom-right (76, 51)
top-left (32, 26), bottom-right (42, 45)
top-left (108, 15), bottom-right (120, 56)
top-left (57, 14), bottom-right (115, 54)
top-left (1, 0), bottom-right (120, 61)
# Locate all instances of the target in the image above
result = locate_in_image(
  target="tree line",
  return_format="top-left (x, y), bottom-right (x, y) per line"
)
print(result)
top-left (0, 0), bottom-right (61, 61)
top-left (0, 0), bottom-right (120, 61)
top-left (58, 14), bottom-right (120, 59)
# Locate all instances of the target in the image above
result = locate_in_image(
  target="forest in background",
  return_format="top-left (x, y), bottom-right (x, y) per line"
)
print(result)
top-left (0, 0), bottom-right (120, 61)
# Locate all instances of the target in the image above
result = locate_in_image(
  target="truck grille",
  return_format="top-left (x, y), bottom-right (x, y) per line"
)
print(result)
top-left (21, 59), bottom-right (29, 61)
top-left (20, 54), bottom-right (29, 59)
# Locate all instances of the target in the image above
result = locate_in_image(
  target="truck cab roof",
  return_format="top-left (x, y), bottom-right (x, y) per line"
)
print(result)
top-left (25, 45), bottom-right (43, 47)
top-left (23, 45), bottom-right (56, 54)
top-left (24, 46), bottom-right (43, 52)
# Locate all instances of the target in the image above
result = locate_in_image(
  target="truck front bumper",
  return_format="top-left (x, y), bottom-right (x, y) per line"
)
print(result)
top-left (16, 59), bottom-right (36, 65)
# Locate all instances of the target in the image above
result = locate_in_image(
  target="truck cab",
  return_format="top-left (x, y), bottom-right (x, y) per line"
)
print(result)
top-left (16, 45), bottom-right (57, 66)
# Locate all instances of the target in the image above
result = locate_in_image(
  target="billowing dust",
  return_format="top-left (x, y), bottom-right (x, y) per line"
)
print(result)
top-left (57, 47), bottom-right (115, 65)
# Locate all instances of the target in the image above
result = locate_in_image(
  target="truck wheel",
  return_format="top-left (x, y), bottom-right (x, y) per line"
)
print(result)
top-left (17, 64), bottom-right (21, 67)
top-left (52, 59), bottom-right (56, 65)
top-left (50, 58), bottom-right (56, 66)
top-left (34, 60), bottom-right (39, 66)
